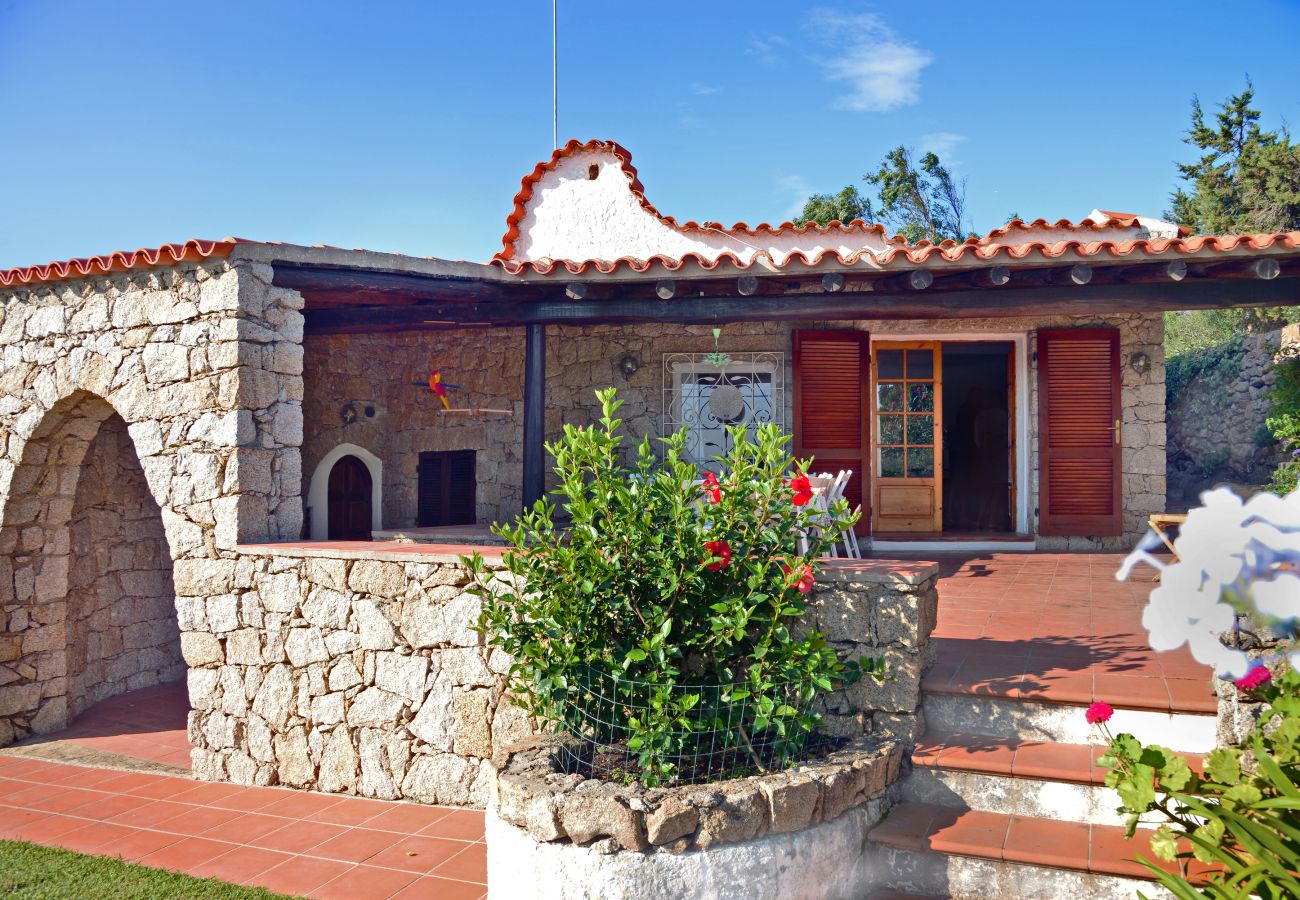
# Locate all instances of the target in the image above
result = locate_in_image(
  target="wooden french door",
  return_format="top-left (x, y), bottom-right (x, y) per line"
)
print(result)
top-left (871, 342), bottom-right (943, 533)
top-left (792, 330), bottom-right (871, 535)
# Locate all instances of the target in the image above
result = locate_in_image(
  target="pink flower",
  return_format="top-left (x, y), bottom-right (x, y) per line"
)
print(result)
top-left (1085, 701), bottom-right (1114, 725)
top-left (703, 539), bottom-right (732, 571)
top-left (782, 561), bottom-right (815, 595)
top-left (1235, 666), bottom-right (1272, 692)
top-left (701, 472), bottom-right (722, 505)
top-left (789, 472), bottom-right (813, 507)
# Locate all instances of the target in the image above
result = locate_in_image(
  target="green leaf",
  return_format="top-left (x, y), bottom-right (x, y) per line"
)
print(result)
top-left (625, 648), bottom-right (647, 663)
top-left (1206, 748), bottom-right (1243, 785)
top-left (1149, 824), bottom-right (1178, 863)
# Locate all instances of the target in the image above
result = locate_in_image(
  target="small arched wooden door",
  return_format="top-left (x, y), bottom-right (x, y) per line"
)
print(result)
top-left (327, 455), bottom-right (373, 540)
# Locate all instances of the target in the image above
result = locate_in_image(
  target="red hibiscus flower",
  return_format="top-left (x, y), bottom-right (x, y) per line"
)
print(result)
top-left (703, 539), bottom-right (732, 571)
top-left (789, 472), bottom-right (813, 507)
top-left (1235, 666), bottom-right (1272, 692)
top-left (1084, 701), bottom-right (1114, 725)
top-left (782, 561), bottom-right (815, 594)
top-left (701, 472), bottom-right (722, 505)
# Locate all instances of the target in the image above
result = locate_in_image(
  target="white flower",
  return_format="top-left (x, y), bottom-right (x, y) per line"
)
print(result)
top-left (1252, 573), bottom-right (1300, 621)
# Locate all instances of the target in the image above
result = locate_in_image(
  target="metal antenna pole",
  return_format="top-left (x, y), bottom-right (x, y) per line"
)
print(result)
top-left (552, 0), bottom-right (558, 149)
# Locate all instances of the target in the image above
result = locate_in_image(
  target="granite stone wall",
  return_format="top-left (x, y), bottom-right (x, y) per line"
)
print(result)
top-left (302, 314), bottom-right (1164, 546)
top-left (0, 260), bottom-right (306, 746)
top-left (181, 550), bottom-right (936, 808)
top-left (67, 412), bottom-right (184, 717)
top-left (1167, 324), bottom-right (1298, 504)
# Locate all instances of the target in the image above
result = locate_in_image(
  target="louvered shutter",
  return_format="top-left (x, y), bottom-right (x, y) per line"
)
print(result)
top-left (1037, 328), bottom-right (1121, 536)
top-left (418, 450), bottom-right (477, 526)
top-left (793, 329), bottom-right (870, 534)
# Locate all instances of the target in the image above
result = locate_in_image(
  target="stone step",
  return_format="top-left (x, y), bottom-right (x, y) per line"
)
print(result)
top-left (922, 691), bottom-right (1216, 753)
top-left (902, 731), bottom-right (1208, 826)
top-left (864, 891), bottom-right (950, 900)
top-left (868, 802), bottom-right (1204, 899)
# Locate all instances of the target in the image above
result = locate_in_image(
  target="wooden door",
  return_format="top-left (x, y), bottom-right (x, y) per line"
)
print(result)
top-left (792, 330), bottom-right (870, 535)
top-left (1007, 349), bottom-right (1017, 528)
top-left (1038, 328), bottom-right (1122, 536)
top-left (327, 455), bottom-right (373, 540)
top-left (871, 342), bottom-right (942, 533)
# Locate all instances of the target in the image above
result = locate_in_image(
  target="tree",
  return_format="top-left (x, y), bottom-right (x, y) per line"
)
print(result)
top-left (1169, 82), bottom-right (1300, 235)
top-left (1165, 83), bottom-right (1300, 354)
top-left (795, 146), bottom-right (971, 242)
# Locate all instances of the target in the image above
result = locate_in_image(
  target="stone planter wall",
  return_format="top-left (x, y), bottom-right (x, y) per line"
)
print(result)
top-left (487, 733), bottom-right (902, 900)
top-left (182, 551), bottom-right (937, 808)
top-left (182, 545), bottom-right (531, 806)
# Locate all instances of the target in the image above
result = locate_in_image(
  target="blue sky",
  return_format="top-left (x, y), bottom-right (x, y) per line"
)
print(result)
top-left (3, 0), bottom-right (1299, 269)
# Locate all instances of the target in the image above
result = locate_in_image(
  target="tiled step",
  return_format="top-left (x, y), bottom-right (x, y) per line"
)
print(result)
top-left (904, 732), bottom-right (1205, 826)
top-left (869, 802), bottom-right (1203, 899)
top-left (922, 691), bottom-right (1216, 753)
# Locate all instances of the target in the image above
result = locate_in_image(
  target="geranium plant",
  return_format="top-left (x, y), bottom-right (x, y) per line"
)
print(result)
top-left (465, 388), bottom-right (877, 786)
top-left (1095, 486), bottom-right (1300, 898)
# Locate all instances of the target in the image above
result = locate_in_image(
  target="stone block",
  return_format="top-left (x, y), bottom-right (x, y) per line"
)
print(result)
top-left (274, 725), bottom-right (314, 786)
top-left (284, 627), bottom-right (329, 666)
top-left (318, 727), bottom-right (358, 793)
top-left (348, 560), bottom-right (405, 598)
top-left (225, 628), bottom-right (263, 666)
top-left (558, 789), bottom-right (649, 852)
top-left (758, 773), bottom-right (821, 834)
top-left (348, 687), bottom-right (406, 727)
top-left (353, 600), bottom-right (396, 650)
top-left (374, 652), bottom-right (429, 703)
top-left (695, 784), bottom-right (768, 848)
top-left (450, 689), bottom-right (492, 759)
top-left (180, 631), bottom-right (224, 667)
top-left (646, 797), bottom-right (698, 845)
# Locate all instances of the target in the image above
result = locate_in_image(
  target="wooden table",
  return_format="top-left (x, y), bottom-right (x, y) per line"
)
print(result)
top-left (1147, 513), bottom-right (1188, 557)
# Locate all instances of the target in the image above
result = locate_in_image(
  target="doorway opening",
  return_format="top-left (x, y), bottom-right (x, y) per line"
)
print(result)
top-left (941, 341), bottom-right (1014, 534)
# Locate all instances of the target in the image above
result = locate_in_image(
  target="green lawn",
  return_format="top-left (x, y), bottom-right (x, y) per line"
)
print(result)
top-left (0, 839), bottom-right (294, 899)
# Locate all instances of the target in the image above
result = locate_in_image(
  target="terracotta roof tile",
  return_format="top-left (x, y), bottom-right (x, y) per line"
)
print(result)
top-left (0, 239), bottom-right (239, 288)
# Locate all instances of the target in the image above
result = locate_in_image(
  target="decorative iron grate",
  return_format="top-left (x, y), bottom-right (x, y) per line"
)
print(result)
top-left (662, 352), bottom-right (785, 470)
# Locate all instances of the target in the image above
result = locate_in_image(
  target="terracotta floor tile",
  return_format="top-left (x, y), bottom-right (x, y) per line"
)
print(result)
top-left (137, 836), bottom-right (239, 872)
top-left (356, 803), bottom-right (448, 835)
top-left (306, 796), bottom-right (401, 827)
top-left (206, 786), bottom-right (287, 813)
top-left (432, 842), bottom-right (487, 883)
top-left (151, 802), bottom-right (246, 835)
top-left (106, 799), bottom-right (197, 828)
top-left (1090, 824), bottom-right (1158, 879)
top-left (1011, 742), bottom-right (1094, 783)
top-left (1092, 673), bottom-right (1170, 712)
top-left (65, 792), bottom-right (151, 821)
top-left (256, 791), bottom-right (345, 820)
top-left (391, 876), bottom-right (486, 900)
top-left (0, 809), bottom-right (49, 839)
top-left (936, 734), bottom-right (1017, 774)
top-left (251, 856), bottom-right (355, 895)
top-left (925, 808), bottom-right (1009, 858)
top-left (1166, 678), bottom-right (1219, 713)
top-left (911, 732), bottom-right (948, 765)
top-left (95, 827), bottom-right (186, 862)
top-left (310, 863), bottom-right (422, 899)
top-left (13, 813), bottom-right (91, 843)
top-left (123, 776), bottom-right (196, 800)
top-left (364, 834), bottom-right (469, 873)
top-left (418, 809), bottom-right (486, 842)
top-left (252, 820), bottom-right (351, 854)
top-left (309, 826), bottom-right (407, 863)
top-left (199, 811), bottom-right (296, 844)
top-left (58, 821), bottom-right (137, 854)
top-left (1003, 815), bottom-right (1090, 869)
top-left (188, 845), bottom-right (292, 883)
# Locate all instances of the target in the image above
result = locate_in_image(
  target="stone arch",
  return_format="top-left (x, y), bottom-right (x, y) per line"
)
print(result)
top-left (0, 390), bottom-right (183, 745)
top-left (308, 442), bottom-right (383, 539)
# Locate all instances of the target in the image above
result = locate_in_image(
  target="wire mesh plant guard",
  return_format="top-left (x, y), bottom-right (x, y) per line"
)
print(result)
top-left (555, 665), bottom-right (825, 786)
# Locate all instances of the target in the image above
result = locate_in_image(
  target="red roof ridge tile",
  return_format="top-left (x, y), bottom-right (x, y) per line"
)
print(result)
top-left (1, 238), bottom-right (241, 288)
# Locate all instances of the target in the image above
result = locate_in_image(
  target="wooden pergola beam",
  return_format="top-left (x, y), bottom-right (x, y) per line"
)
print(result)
top-left (298, 274), bottom-right (1300, 334)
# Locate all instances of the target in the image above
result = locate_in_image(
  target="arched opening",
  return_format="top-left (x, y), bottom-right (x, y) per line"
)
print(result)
top-left (307, 442), bottom-right (382, 540)
top-left (327, 455), bottom-right (373, 540)
top-left (0, 392), bottom-right (184, 751)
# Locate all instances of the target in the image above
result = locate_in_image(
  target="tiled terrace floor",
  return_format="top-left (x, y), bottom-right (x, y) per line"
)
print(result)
top-left (0, 754), bottom-right (487, 899)
top-left (919, 551), bottom-right (1218, 713)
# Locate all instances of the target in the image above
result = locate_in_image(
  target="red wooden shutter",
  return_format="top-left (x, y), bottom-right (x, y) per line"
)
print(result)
top-left (793, 329), bottom-right (870, 535)
top-left (1038, 328), bottom-right (1122, 536)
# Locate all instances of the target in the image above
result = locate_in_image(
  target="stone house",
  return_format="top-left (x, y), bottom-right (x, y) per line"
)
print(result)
top-left (0, 138), bottom-right (1296, 802)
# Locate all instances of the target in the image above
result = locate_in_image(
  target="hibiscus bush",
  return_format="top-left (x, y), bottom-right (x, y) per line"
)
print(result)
top-left (466, 388), bottom-right (874, 786)
top-left (1097, 486), bottom-right (1300, 898)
